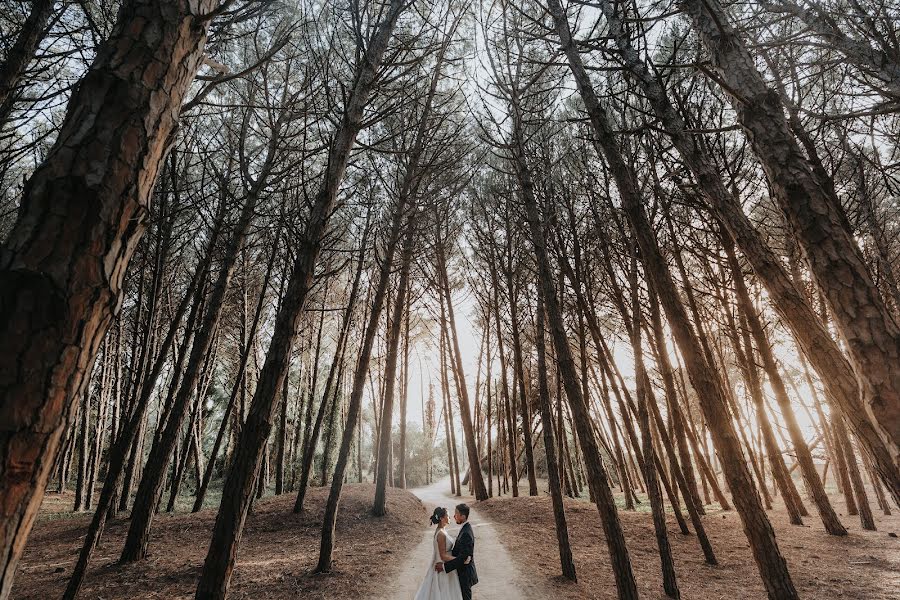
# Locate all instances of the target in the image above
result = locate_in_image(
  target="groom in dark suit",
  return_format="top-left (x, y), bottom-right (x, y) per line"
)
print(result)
top-left (435, 503), bottom-right (478, 599)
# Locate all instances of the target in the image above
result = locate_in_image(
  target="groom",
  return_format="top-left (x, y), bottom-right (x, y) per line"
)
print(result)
top-left (435, 503), bottom-right (478, 599)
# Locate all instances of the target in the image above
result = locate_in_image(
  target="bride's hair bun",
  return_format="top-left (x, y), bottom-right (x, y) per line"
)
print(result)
top-left (429, 506), bottom-right (447, 525)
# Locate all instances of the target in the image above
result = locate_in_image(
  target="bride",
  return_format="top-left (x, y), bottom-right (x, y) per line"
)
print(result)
top-left (414, 507), bottom-right (470, 600)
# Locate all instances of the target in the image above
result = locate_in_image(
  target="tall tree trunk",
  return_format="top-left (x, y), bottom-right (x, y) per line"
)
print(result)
top-left (646, 293), bottom-right (704, 514)
top-left (397, 297), bottom-right (411, 489)
top-left (679, 0), bottom-right (900, 477)
top-left (834, 418), bottom-right (876, 530)
top-left (724, 237), bottom-right (846, 535)
top-left (74, 391), bottom-right (91, 512)
top-left (506, 272), bottom-right (538, 496)
top-left (508, 86), bottom-right (638, 600)
top-left (275, 362), bottom-right (290, 497)
top-left (0, 0), bottom-right (54, 125)
top-left (374, 226), bottom-right (416, 515)
top-left (535, 288), bottom-right (577, 581)
top-left (194, 5), bottom-right (406, 597)
top-left (489, 257), bottom-right (519, 497)
top-left (0, 0), bottom-right (217, 591)
top-left (627, 258), bottom-right (679, 598)
top-left (590, 0), bottom-right (897, 501)
top-left (437, 240), bottom-right (489, 500)
top-left (545, 3), bottom-right (798, 597)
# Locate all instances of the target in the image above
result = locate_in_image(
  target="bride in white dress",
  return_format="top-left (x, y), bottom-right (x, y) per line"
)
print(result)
top-left (414, 507), bottom-right (469, 600)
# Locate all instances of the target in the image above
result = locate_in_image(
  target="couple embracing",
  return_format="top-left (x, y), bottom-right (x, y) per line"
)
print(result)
top-left (414, 503), bottom-right (478, 600)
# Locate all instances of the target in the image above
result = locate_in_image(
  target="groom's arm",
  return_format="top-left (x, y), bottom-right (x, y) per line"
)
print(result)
top-left (443, 531), bottom-right (473, 574)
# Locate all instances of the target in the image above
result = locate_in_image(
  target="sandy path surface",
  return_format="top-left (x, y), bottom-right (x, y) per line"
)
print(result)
top-left (378, 480), bottom-right (549, 600)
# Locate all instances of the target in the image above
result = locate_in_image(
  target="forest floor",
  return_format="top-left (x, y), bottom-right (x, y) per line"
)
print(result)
top-left (13, 483), bottom-right (426, 599)
top-left (15, 481), bottom-right (899, 599)
top-left (479, 491), bottom-right (900, 599)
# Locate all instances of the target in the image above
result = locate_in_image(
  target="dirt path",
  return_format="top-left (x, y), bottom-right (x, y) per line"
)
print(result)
top-left (378, 480), bottom-right (549, 600)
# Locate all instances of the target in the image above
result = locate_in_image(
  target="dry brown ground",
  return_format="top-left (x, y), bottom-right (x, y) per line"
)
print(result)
top-left (12, 483), bottom-right (425, 600)
top-left (478, 494), bottom-right (900, 600)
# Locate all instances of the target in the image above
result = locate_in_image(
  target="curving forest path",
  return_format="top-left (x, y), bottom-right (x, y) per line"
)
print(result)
top-left (379, 479), bottom-right (549, 600)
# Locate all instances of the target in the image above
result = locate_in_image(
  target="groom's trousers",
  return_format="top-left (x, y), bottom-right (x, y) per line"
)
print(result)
top-left (460, 581), bottom-right (472, 600)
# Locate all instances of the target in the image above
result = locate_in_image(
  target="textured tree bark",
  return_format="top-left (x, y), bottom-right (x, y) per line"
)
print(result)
top-left (0, 0), bottom-right (216, 595)
top-left (535, 287), bottom-right (577, 581)
top-left (679, 0), bottom-right (900, 477)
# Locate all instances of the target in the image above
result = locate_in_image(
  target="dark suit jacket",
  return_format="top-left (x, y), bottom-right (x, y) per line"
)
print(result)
top-left (444, 522), bottom-right (477, 588)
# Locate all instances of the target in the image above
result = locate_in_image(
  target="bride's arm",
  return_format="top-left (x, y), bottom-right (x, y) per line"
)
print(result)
top-left (437, 532), bottom-right (472, 565)
top-left (436, 531), bottom-right (455, 562)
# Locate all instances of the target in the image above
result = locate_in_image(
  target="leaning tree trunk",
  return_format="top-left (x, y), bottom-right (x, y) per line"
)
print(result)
top-left (592, 0), bottom-right (899, 502)
top-left (535, 287), bottom-right (577, 581)
top-left (678, 0), bottom-right (900, 478)
top-left (437, 239), bottom-right (489, 501)
top-left (724, 237), bottom-right (847, 535)
top-left (489, 256), bottom-right (519, 497)
top-left (0, 0), bottom-right (216, 595)
top-left (0, 0), bottom-right (54, 125)
top-left (397, 301), bottom-right (411, 489)
top-left (507, 272), bottom-right (538, 496)
top-left (508, 84), bottom-right (639, 598)
top-left (373, 226), bottom-right (416, 515)
top-left (545, 3), bottom-right (798, 597)
top-left (194, 5), bottom-right (406, 597)
top-left (627, 259), bottom-right (679, 598)
top-left (121, 174), bottom-right (265, 563)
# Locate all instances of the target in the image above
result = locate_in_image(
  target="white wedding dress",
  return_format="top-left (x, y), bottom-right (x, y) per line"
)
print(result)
top-left (413, 528), bottom-right (464, 600)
